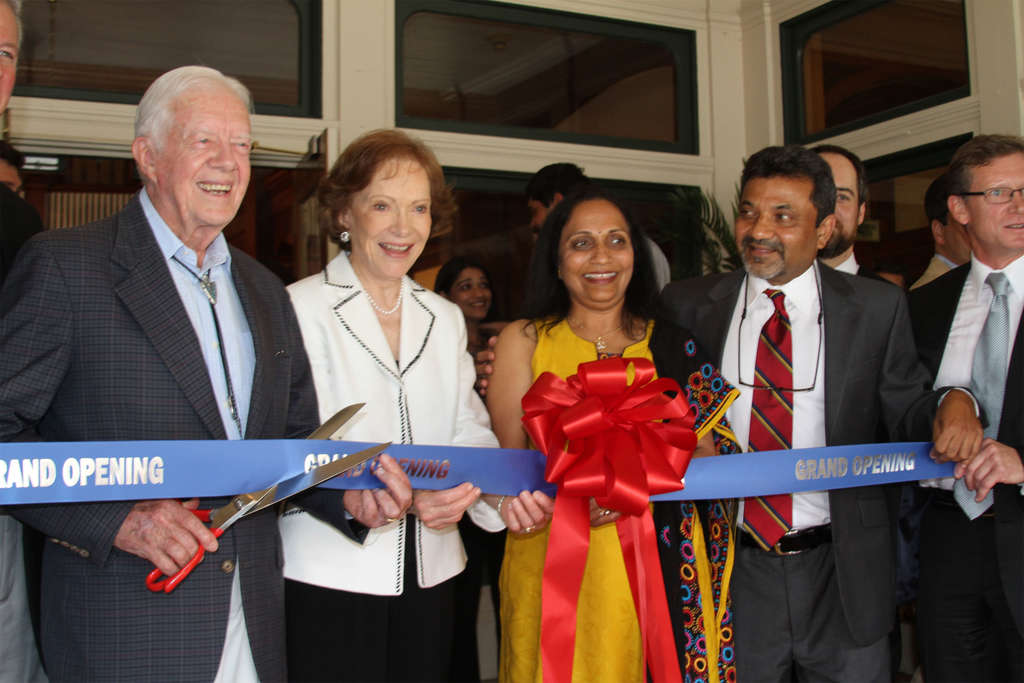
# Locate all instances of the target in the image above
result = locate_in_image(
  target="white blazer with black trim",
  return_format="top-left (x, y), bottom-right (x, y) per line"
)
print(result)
top-left (281, 251), bottom-right (503, 595)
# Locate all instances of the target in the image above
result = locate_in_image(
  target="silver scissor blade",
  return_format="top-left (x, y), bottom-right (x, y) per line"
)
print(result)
top-left (307, 403), bottom-right (365, 440)
top-left (208, 492), bottom-right (265, 530)
top-left (247, 442), bottom-right (391, 515)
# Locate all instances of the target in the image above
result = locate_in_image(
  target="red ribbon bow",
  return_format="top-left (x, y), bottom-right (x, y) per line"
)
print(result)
top-left (522, 356), bottom-right (695, 683)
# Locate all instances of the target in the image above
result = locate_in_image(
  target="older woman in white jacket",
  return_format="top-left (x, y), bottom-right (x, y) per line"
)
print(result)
top-left (281, 129), bottom-right (505, 683)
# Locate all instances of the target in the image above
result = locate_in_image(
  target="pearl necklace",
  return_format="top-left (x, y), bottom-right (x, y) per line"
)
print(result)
top-left (365, 281), bottom-right (404, 316)
top-left (568, 317), bottom-right (622, 353)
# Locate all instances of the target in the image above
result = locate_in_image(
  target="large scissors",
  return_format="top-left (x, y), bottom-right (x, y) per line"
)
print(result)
top-left (146, 403), bottom-right (386, 593)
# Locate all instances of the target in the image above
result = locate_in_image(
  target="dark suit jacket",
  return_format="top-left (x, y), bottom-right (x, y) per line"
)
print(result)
top-left (658, 265), bottom-right (940, 645)
top-left (856, 265), bottom-right (887, 283)
top-left (908, 264), bottom-right (1024, 636)
top-left (0, 196), bottom-right (319, 682)
top-left (0, 183), bottom-right (43, 286)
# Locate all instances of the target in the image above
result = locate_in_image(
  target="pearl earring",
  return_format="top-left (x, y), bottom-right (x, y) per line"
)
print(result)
top-left (340, 231), bottom-right (350, 243)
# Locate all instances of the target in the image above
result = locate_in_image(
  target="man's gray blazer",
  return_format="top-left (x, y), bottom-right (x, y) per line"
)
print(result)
top-left (658, 265), bottom-right (940, 646)
top-left (0, 195), bottom-right (319, 682)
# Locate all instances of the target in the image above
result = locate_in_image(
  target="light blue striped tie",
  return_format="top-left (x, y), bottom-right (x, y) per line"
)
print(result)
top-left (955, 271), bottom-right (1011, 518)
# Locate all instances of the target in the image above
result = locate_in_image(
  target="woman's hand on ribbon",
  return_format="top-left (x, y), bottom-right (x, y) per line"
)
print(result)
top-left (343, 453), bottom-right (412, 527)
top-left (588, 497), bottom-right (621, 527)
top-left (522, 358), bottom-right (694, 683)
top-left (501, 489), bottom-right (554, 534)
top-left (411, 482), bottom-right (482, 530)
top-left (692, 432), bottom-right (717, 459)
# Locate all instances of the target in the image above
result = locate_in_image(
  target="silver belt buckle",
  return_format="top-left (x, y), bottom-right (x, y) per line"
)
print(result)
top-left (770, 532), bottom-right (803, 556)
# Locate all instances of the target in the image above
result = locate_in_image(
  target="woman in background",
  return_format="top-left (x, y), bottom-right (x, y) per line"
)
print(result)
top-left (282, 129), bottom-right (505, 682)
top-left (436, 256), bottom-right (506, 681)
top-left (435, 256), bottom-right (495, 358)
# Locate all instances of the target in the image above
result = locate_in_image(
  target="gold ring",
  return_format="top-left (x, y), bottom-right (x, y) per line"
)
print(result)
top-left (384, 517), bottom-right (401, 523)
top-left (523, 525), bottom-right (535, 533)
top-left (601, 508), bottom-right (612, 517)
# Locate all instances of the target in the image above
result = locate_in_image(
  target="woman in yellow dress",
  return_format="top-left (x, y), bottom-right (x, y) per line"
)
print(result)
top-left (487, 185), bottom-right (739, 682)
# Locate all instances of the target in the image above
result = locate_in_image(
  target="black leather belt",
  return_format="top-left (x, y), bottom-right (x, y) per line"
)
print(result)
top-left (741, 524), bottom-right (832, 555)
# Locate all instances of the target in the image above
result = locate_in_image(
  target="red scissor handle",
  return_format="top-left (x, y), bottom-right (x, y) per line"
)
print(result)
top-left (145, 509), bottom-right (224, 594)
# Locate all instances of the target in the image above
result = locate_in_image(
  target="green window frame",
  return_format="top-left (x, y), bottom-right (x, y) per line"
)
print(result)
top-left (396, 0), bottom-right (699, 154)
top-left (780, 0), bottom-right (969, 144)
top-left (13, 0), bottom-right (322, 118)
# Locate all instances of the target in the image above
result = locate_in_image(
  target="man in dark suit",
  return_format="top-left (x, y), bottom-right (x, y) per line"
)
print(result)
top-left (813, 144), bottom-right (867, 274)
top-left (810, 143), bottom-right (893, 287)
top-left (0, 139), bottom-right (27, 195)
top-left (657, 145), bottom-right (979, 681)
top-left (0, 6), bottom-right (43, 287)
top-left (0, 2), bottom-right (47, 680)
top-left (0, 181), bottom-right (43, 285)
top-left (910, 172), bottom-right (971, 290)
top-left (0, 64), bottom-right (307, 682)
top-left (909, 134), bottom-right (1024, 681)
top-left (0, 65), bottom-right (409, 681)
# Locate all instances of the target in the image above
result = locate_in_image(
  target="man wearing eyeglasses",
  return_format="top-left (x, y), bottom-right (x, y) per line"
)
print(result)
top-left (657, 145), bottom-right (980, 681)
top-left (909, 134), bottom-right (1024, 682)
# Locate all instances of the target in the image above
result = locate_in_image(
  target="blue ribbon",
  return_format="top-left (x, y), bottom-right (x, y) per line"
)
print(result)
top-left (651, 441), bottom-right (949, 500)
top-left (0, 439), bottom-right (952, 505)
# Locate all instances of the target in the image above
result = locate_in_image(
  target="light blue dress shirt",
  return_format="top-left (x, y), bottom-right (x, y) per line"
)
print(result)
top-left (140, 189), bottom-right (255, 440)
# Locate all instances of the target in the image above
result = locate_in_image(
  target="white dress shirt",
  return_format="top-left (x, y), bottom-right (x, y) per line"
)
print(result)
top-left (921, 253), bottom-right (1024, 491)
top-left (142, 189), bottom-right (258, 683)
top-left (832, 251), bottom-right (859, 275)
top-left (141, 189), bottom-right (255, 440)
top-left (645, 235), bottom-right (672, 289)
top-left (723, 263), bottom-right (831, 530)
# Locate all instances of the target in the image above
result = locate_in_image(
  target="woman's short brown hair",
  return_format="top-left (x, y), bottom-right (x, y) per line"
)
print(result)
top-left (318, 129), bottom-right (456, 243)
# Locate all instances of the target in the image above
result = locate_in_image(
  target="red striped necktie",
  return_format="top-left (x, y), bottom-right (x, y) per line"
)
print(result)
top-left (742, 288), bottom-right (794, 550)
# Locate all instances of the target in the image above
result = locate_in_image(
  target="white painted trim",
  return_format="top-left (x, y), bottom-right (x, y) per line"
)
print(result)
top-left (496, 0), bottom-right (712, 30)
top-left (813, 97), bottom-right (980, 162)
top-left (4, 0), bottom-right (1016, 213)
top-left (406, 128), bottom-right (714, 188)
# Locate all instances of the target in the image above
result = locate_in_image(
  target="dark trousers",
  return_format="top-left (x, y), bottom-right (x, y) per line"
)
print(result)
top-left (285, 521), bottom-right (456, 683)
top-left (732, 539), bottom-right (889, 682)
top-left (918, 500), bottom-right (1024, 682)
top-left (449, 518), bottom-right (504, 682)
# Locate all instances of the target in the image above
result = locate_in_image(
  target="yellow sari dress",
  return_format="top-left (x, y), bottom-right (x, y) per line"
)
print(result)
top-left (498, 318), bottom-right (738, 683)
top-left (498, 318), bottom-right (652, 683)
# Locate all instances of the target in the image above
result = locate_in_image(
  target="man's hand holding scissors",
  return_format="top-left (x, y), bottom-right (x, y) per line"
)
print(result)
top-left (135, 404), bottom-right (399, 593)
top-left (115, 497), bottom-right (220, 577)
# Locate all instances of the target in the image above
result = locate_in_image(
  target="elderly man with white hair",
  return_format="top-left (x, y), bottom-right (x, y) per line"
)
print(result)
top-left (0, 65), bottom-right (404, 682)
